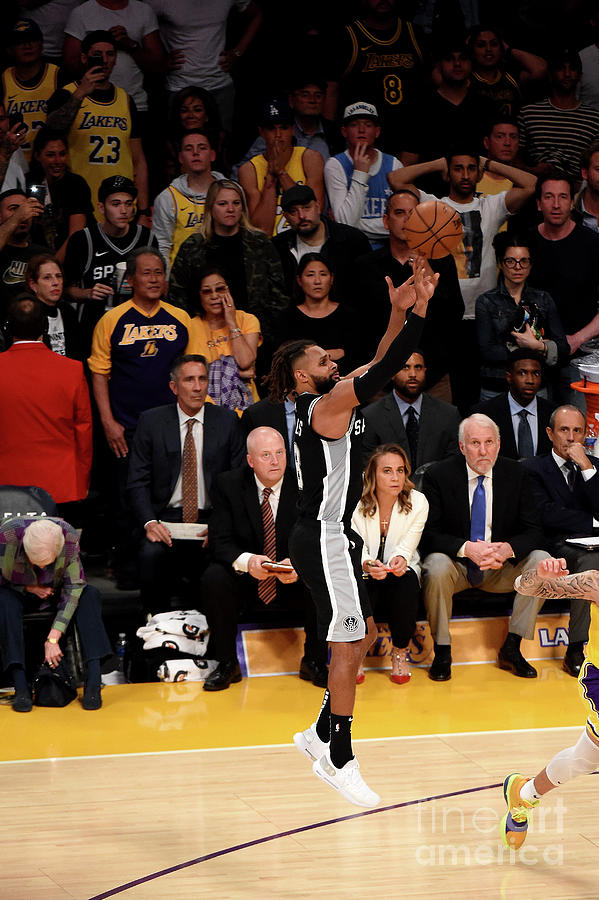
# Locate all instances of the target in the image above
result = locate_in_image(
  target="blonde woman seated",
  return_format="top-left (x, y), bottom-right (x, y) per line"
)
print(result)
top-left (351, 444), bottom-right (429, 685)
top-left (189, 266), bottom-right (262, 412)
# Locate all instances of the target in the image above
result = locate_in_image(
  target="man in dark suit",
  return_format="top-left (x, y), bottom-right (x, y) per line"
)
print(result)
top-left (420, 413), bottom-right (549, 681)
top-left (523, 405), bottom-right (595, 676)
top-left (362, 350), bottom-right (461, 471)
top-left (201, 426), bottom-right (328, 691)
top-left (127, 354), bottom-right (245, 617)
top-left (241, 393), bottom-right (294, 463)
top-left (472, 350), bottom-right (554, 460)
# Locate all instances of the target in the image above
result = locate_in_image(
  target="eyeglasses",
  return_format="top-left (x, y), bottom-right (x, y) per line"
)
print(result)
top-left (502, 256), bottom-right (531, 269)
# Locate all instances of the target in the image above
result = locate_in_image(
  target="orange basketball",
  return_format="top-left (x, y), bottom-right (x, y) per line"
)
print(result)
top-left (403, 199), bottom-right (463, 259)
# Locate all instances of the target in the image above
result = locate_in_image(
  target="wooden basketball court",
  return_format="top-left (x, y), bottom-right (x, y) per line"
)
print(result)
top-left (2, 658), bottom-right (597, 899)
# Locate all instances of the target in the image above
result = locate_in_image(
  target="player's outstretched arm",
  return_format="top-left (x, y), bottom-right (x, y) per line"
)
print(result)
top-left (516, 557), bottom-right (599, 603)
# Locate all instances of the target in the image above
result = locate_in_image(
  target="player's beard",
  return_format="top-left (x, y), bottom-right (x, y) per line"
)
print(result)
top-left (313, 373), bottom-right (337, 394)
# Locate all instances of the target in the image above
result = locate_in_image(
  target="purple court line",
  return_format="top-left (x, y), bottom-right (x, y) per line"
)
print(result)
top-left (88, 780), bottom-right (502, 899)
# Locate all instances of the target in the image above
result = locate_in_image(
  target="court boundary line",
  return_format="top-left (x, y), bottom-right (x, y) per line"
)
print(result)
top-left (87, 780), bottom-right (504, 899)
top-left (0, 724), bottom-right (582, 766)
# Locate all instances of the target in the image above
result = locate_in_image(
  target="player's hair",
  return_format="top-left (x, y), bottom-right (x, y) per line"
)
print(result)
top-left (294, 252), bottom-right (334, 303)
top-left (81, 30), bottom-right (117, 54)
top-left (458, 413), bottom-right (500, 443)
top-left (263, 338), bottom-right (317, 403)
top-left (170, 353), bottom-right (209, 381)
top-left (125, 247), bottom-right (166, 278)
top-left (176, 128), bottom-right (215, 153)
top-left (581, 139), bottom-right (599, 170)
top-left (505, 348), bottom-right (545, 371)
top-left (25, 253), bottom-right (63, 284)
top-left (6, 294), bottom-right (45, 340)
top-left (484, 114), bottom-right (519, 137)
top-left (385, 188), bottom-right (419, 214)
top-left (170, 85), bottom-right (222, 136)
top-left (444, 146), bottom-right (480, 170)
top-left (188, 266), bottom-right (230, 317)
top-left (22, 519), bottom-right (64, 564)
top-left (30, 127), bottom-right (68, 173)
top-left (359, 443), bottom-right (414, 518)
top-left (534, 169), bottom-right (574, 200)
top-left (200, 180), bottom-right (260, 240)
top-left (0, 188), bottom-right (26, 207)
top-left (468, 23), bottom-right (503, 50)
top-left (549, 404), bottom-right (586, 430)
top-left (492, 231), bottom-right (532, 264)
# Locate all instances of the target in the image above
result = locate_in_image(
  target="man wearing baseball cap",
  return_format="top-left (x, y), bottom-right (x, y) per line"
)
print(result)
top-left (2, 19), bottom-right (59, 164)
top-left (324, 101), bottom-right (402, 247)
top-left (238, 98), bottom-right (324, 236)
top-left (63, 174), bottom-right (157, 353)
top-left (272, 183), bottom-right (370, 302)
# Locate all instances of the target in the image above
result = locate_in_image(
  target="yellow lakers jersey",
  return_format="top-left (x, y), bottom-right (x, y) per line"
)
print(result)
top-left (250, 146), bottom-right (307, 236)
top-left (166, 185), bottom-right (206, 266)
top-left (2, 63), bottom-right (59, 163)
top-left (586, 604), bottom-right (599, 668)
top-left (63, 82), bottom-right (134, 215)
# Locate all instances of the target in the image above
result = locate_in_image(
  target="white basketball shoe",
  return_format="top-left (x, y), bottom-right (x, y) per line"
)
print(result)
top-left (312, 752), bottom-right (381, 808)
top-left (293, 723), bottom-right (329, 762)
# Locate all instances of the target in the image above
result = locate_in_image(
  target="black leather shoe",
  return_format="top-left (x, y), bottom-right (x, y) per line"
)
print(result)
top-left (563, 645), bottom-right (585, 678)
top-left (497, 645), bottom-right (537, 678)
top-left (12, 689), bottom-right (32, 712)
top-left (203, 659), bottom-right (242, 692)
top-left (428, 650), bottom-right (452, 682)
top-left (81, 684), bottom-right (102, 710)
top-left (299, 657), bottom-right (329, 688)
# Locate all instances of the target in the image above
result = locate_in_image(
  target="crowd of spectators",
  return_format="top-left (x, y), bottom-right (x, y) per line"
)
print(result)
top-left (2, 0), bottom-right (599, 706)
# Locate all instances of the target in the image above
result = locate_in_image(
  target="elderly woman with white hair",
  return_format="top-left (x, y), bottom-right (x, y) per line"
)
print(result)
top-left (0, 516), bottom-right (112, 712)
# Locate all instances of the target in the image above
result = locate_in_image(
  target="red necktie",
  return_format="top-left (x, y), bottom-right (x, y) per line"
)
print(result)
top-left (182, 418), bottom-right (198, 523)
top-left (258, 486), bottom-right (277, 605)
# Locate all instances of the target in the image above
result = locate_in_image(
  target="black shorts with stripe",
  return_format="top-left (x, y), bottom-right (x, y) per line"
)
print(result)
top-left (289, 517), bottom-right (372, 642)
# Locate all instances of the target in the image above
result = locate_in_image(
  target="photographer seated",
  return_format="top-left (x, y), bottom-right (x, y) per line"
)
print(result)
top-left (200, 427), bottom-right (328, 691)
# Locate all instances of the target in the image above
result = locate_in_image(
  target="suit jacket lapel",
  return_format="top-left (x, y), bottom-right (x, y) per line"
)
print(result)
top-left (499, 396), bottom-right (518, 458)
top-left (243, 471), bottom-right (263, 546)
top-left (386, 394), bottom-right (408, 445)
top-left (164, 405), bottom-right (182, 499)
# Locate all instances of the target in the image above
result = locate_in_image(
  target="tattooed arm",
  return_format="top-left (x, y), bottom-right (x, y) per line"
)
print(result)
top-left (516, 557), bottom-right (599, 603)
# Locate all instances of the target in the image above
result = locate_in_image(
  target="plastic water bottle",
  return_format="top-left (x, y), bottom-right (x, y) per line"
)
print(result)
top-left (584, 418), bottom-right (598, 455)
top-left (116, 633), bottom-right (128, 679)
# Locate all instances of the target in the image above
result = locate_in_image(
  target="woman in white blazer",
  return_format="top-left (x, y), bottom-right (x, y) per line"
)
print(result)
top-left (351, 443), bottom-right (429, 685)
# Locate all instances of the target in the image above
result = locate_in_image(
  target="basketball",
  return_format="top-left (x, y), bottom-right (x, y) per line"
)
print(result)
top-left (403, 199), bottom-right (463, 259)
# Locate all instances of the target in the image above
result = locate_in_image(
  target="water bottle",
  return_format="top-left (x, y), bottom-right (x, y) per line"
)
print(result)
top-left (585, 418), bottom-right (598, 455)
top-left (115, 633), bottom-right (128, 679)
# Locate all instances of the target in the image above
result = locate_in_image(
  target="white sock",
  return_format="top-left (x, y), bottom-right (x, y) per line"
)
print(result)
top-left (520, 778), bottom-right (541, 803)
top-left (545, 729), bottom-right (599, 786)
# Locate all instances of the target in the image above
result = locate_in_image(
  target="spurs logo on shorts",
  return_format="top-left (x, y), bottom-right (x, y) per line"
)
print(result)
top-left (343, 615), bottom-right (360, 634)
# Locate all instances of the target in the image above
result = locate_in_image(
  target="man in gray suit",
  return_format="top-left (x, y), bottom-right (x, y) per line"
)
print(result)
top-left (362, 350), bottom-right (461, 471)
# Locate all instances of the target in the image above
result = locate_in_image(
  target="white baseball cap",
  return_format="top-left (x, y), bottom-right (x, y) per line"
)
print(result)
top-left (342, 101), bottom-right (379, 123)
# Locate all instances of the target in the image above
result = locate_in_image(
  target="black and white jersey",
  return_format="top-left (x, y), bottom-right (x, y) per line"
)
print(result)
top-left (293, 392), bottom-right (366, 525)
top-left (64, 222), bottom-right (156, 303)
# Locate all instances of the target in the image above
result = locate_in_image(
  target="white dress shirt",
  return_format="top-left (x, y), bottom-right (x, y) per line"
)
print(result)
top-left (168, 403), bottom-right (207, 511)
top-left (233, 475), bottom-right (284, 573)
top-left (508, 392), bottom-right (538, 455)
top-left (457, 464), bottom-right (493, 556)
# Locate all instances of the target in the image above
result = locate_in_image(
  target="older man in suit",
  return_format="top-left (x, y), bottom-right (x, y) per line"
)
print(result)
top-left (420, 413), bottom-right (549, 681)
top-left (127, 354), bottom-right (245, 617)
top-left (362, 350), bottom-right (461, 471)
top-left (200, 426), bottom-right (328, 691)
top-left (0, 295), bottom-right (92, 507)
top-left (472, 350), bottom-right (554, 460)
top-left (523, 405), bottom-right (595, 676)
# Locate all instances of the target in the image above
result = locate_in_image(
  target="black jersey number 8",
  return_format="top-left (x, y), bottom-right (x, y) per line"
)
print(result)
top-left (89, 134), bottom-right (121, 164)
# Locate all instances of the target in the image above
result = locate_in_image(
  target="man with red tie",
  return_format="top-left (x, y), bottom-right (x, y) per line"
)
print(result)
top-left (0, 295), bottom-right (92, 508)
top-left (200, 426), bottom-right (328, 691)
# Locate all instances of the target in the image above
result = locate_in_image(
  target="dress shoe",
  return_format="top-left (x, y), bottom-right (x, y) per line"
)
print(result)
top-left (203, 659), bottom-right (242, 692)
top-left (428, 647), bottom-right (452, 681)
top-left (497, 644), bottom-right (537, 678)
top-left (562, 644), bottom-right (585, 678)
top-left (299, 657), bottom-right (329, 688)
top-left (81, 684), bottom-right (102, 710)
top-left (12, 689), bottom-right (33, 712)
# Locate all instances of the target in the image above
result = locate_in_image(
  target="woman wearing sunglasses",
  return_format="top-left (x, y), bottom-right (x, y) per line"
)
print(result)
top-left (475, 232), bottom-right (569, 399)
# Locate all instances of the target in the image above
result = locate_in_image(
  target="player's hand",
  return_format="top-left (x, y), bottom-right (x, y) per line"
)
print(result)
top-left (437, 157), bottom-right (449, 180)
top-left (24, 585), bottom-right (54, 600)
top-left (385, 273), bottom-right (416, 311)
top-left (464, 539), bottom-right (498, 569)
top-left (109, 25), bottom-right (136, 50)
top-left (267, 139), bottom-right (287, 178)
top-left (274, 557), bottom-right (298, 584)
top-left (103, 418), bottom-right (128, 458)
top-left (145, 521), bottom-right (172, 546)
top-left (537, 557), bottom-right (568, 579)
top-left (222, 290), bottom-right (238, 329)
top-left (351, 142), bottom-right (371, 173)
top-left (11, 198), bottom-right (43, 228)
top-left (138, 214), bottom-right (152, 229)
top-left (0, 121), bottom-right (27, 157)
top-left (197, 527), bottom-right (208, 548)
top-left (567, 332), bottom-right (583, 355)
top-left (88, 282), bottom-right (114, 302)
top-left (248, 554), bottom-right (272, 580)
top-left (364, 559), bottom-right (388, 580)
top-left (566, 441), bottom-right (592, 470)
top-left (79, 65), bottom-right (106, 96)
top-left (166, 50), bottom-right (185, 71)
top-left (487, 541), bottom-right (514, 567)
top-left (218, 49), bottom-right (239, 72)
top-left (510, 324), bottom-right (544, 351)
top-left (388, 555), bottom-right (408, 576)
top-left (44, 632), bottom-right (63, 667)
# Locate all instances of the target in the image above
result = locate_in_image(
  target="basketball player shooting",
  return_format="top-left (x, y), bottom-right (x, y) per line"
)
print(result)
top-left (502, 557), bottom-right (599, 849)
top-left (266, 262), bottom-right (438, 807)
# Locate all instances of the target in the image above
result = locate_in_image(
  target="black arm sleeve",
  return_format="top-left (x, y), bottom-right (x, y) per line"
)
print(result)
top-left (353, 313), bottom-right (424, 405)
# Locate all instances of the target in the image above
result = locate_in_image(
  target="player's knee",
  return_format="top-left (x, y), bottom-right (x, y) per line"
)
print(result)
top-left (545, 729), bottom-right (599, 785)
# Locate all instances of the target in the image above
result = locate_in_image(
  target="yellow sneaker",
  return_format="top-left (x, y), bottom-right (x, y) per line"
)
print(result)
top-left (500, 773), bottom-right (539, 850)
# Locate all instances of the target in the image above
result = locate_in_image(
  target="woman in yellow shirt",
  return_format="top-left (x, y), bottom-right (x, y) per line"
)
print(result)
top-left (190, 267), bottom-right (262, 411)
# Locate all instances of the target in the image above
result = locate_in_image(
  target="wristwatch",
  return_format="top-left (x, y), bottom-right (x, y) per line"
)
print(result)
top-left (47, 637), bottom-right (58, 644)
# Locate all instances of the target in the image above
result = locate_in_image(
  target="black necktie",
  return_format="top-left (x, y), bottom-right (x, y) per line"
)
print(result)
top-left (517, 409), bottom-right (534, 459)
top-left (565, 460), bottom-right (577, 491)
top-left (405, 406), bottom-right (419, 467)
